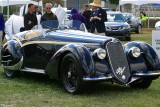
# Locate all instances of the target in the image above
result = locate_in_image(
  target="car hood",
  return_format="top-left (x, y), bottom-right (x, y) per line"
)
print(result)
top-left (47, 30), bottom-right (113, 45)
top-left (105, 22), bottom-right (129, 27)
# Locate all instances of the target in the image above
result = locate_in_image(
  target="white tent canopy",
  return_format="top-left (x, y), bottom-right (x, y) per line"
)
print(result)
top-left (119, 0), bottom-right (160, 5)
top-left (0, 0), bottom-right (42, 6)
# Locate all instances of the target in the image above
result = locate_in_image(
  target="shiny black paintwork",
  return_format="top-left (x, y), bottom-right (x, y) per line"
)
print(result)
top-left (1, 29), bottom-right (160, 83)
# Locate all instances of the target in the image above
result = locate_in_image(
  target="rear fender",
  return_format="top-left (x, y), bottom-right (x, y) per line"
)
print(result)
top-left (45, 44), bottom-right (95, 79)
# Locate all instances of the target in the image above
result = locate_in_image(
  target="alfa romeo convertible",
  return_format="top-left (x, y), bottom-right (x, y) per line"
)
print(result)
top-left (1, 20), bottom-right (160, 94)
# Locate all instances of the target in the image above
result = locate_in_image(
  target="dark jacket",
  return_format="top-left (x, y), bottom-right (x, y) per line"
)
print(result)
top-left (33, 11), bottom-right (42, 15)
top-left (0, 12), bottom-right (5, 31)
top-left (24, 12), bottom-right (37, 30)
top-left (90, 8), bottom-right (107, 33)
top-left (70, 8), bottom-right (87, 24)
top-left (82, 10), bottom-right (91, 29)
top-left (41, 12), bottom-right (57, 22)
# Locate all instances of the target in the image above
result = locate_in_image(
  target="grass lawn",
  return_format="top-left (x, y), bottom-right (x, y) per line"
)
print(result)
top-left (0, 28), bottom-right (160, 107)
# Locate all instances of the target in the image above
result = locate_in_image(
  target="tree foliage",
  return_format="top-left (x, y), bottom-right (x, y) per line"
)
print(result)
top-left (108, 0), bottom-right (119, 4)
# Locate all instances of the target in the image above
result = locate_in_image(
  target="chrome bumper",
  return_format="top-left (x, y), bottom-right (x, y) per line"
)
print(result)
top-left (83, 74), bottom-right (112, 81)
top-left (133, 70), bottom-right (160, 76)
top-left (1, 57), bottom-right (23, 71)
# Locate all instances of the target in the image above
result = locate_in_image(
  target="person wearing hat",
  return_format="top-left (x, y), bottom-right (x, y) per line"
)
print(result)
top-left (90, 0), bottom-right (107, 36)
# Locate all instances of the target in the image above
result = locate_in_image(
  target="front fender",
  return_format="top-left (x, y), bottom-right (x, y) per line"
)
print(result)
top-left (45, 44), bottom-right (94, 79)
top-left (124, 41), bottom-right (160, 72)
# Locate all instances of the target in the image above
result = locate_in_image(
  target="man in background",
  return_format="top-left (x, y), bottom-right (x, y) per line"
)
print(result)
top-left (90, 0), bottom-right (107, 36)
top-left (0, 12), bottom-right (5, 48)
top-left (34, 6), bottom-right (42, 15)
top-left (0, 12), bottom-right (5, 62)
top-left (41, 3), bottom-right (57, 22)
top-left (23, 3), bottom-right (37, 31)
top-left (82, 4), bottom-right (91, 31)
top-left (140, 10), bottom-right (147, 28)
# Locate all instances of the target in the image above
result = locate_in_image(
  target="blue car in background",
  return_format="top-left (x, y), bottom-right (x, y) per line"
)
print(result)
top-left (105, 12), bottom-right (131, 41)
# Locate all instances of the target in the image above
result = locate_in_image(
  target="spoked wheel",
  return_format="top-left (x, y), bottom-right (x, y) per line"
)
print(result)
top-left (4, 69), bottom-right (20, 78)
top-left (61, 53), bottom-right (85, 94)
top-left (129, 78), bottom-right (152, 89)
top-left (135, 25), bottom-right (142, 34)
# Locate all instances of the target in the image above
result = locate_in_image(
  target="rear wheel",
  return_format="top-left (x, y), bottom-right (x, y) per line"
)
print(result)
top-left (135, 25), bottom-right (142, 34)
top-left (4, 69), bottom-right (20, 78)
top-left (129, 78), bottom-right (152, 89)
top-left (61, 53), bottom-right (85, 94)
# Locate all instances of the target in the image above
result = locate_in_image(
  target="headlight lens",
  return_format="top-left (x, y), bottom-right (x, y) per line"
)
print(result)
top-left (123, 25), bottom-right (130, 29)
top-left (106, 26), bottom-right (111, 31)
top-left (94, 48), bottom-right (106, 60)
top-left (129, 47), bottom-right (141, 58)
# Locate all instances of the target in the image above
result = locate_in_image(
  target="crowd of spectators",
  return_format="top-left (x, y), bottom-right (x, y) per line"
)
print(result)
top-left (1, 0), bottom-right (108, 43)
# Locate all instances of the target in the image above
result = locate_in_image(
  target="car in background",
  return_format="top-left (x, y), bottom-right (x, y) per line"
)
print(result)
top-left (105, 12), bottom-right (131, 41)
top-left (102, 8), bottom-right (109, 12)
top-left (155, 21), bottom-right (160, 29)
top-left (122, 13), bottom-right (142, 34)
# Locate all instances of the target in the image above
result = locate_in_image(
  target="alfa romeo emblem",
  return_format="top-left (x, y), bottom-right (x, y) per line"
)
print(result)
top-left (116, 66), bottom-right (126, 75)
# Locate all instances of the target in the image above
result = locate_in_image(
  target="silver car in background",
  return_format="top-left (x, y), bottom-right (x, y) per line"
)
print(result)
top-left (122, 13), bottom-right (142, 34)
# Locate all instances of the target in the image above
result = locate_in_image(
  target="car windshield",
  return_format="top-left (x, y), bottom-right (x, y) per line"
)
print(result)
top-left (107, 13), bottom-right (126, 22)
top-left (41, 20), bottom-right (86, 32)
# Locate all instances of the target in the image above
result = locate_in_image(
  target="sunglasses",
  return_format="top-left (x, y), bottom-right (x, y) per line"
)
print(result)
top-left (47, 7), bottom-right (51, 10)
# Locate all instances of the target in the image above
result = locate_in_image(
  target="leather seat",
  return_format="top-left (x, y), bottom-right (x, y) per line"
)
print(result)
top-left (24, 30), bottom-right (42, 39)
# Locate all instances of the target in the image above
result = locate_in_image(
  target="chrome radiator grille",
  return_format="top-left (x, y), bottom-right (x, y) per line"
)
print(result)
top-left (106, 41), bottom-right (130, 83)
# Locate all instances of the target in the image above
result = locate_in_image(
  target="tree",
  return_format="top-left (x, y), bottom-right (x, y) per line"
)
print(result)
top-left (108, 0), bottom-right (119, 4)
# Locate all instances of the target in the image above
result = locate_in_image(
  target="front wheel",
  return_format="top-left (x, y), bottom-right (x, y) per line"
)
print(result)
top-left (129, 78), bottom-right (152, 89)
top-left (60, 53), bottom-right (85, 94)
top-left (4, 69), bottom-right (20, 78)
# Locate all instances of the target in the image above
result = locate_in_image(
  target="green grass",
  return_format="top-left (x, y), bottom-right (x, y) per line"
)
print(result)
top-left (0, 28), bottom-right (160, 107)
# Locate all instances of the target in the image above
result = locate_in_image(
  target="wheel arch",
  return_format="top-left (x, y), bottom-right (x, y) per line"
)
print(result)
top-left (45, 44), bottom-right (95, 80)
top-left (124, 41), bottom-right (160, 71)
top-left (1, 40), bottom-right (23, 70)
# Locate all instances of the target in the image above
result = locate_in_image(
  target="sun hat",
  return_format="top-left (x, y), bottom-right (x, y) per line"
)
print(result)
top-left (90, 0), bottom-right (102, 8)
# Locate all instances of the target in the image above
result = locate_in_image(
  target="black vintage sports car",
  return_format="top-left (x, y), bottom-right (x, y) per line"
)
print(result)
top-left (1, 20), bottom-right (160, 94)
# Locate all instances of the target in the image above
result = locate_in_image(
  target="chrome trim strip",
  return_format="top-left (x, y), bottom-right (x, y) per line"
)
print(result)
top-left (21, 41), bottom-right (99, 47)
top-left (134, 72), bottom-right (160, 76)
top-left (12, 37), bottom-right (23, 47)
top-left (2, 57), bottom-right (23, 70)
top-left (1, 60), bottom-right (12, 63)
top-left (83, 75), bottom-right (112, 81)
top-left (2, 55), bottom-right (11, 58)
top-left (20, 67), bottom-right (45, 74)
top-left (125, 77), bottom-right (141, 86)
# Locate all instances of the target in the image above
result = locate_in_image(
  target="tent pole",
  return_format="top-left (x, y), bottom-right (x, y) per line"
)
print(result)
top-left (148, 4), bottom-right (149, 28)
top-left (1, 6), bottom-right (3, 13)
top-left (41, 0), bottom-right (43, 14)
top-left (7, 0), bottom-right (9, 19)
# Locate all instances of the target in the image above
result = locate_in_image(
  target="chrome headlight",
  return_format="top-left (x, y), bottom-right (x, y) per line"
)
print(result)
top-left (93, 48), bottom-right (106, 60)
top-left (123, 25), bottom-right (130, 29)
top-left (106, 26), bottom-right (111, 31)
top-left (129, 47), bottom-right (141, 58)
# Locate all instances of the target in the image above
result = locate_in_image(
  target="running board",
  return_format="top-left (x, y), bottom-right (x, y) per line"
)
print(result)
top-left (20, 67), bottom-right (45, 74)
